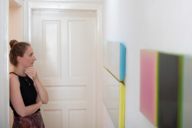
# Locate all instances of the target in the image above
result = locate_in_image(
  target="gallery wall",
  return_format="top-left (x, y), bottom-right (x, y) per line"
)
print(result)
top-left (9, 2), bottom-right (24, 41)
top-left (103, 0), bottom-right (192, 127)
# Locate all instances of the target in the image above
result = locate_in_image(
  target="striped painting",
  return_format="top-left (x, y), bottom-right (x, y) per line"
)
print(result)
top-left (104, 41), bottom-right (126, 82)
top-left (140, 49), bottom-right (192, 128)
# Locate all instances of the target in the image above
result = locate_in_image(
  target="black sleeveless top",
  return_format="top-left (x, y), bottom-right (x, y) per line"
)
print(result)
top-left (10, 72), bottom-right (40, 117)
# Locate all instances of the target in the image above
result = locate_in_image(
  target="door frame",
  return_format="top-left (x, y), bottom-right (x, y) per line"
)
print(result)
top-left (0, 0), bottom-right (9, 127)
top-left (23, 1), bottom-right (103, 128)
top-left (24, 1), bottom-right (103, 42)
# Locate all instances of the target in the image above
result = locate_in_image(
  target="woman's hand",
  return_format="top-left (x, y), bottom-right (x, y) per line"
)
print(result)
top-left (25, 67), bottom-right (38, 80)
top-left (26, 67), bottom-right (49, 104)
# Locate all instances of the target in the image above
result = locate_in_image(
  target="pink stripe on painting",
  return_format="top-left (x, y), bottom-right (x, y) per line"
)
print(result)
top-left (140, 50), bottom-right (157, 125)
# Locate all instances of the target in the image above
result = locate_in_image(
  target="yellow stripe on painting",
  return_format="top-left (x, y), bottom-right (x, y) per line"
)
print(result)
top-left (119, 83), bottom-right (126, 128)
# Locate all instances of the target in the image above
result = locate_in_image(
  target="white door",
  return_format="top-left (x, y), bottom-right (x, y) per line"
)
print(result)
top-left (31, 9), bottom-right (97, 128)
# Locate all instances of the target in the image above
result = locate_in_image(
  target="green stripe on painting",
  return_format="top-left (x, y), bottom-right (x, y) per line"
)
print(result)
top-left (182, 56), bottom-right (192, 128)
top-left (156, 52), bottom-right (159, 126)
top-left (178, 56), bottom-right (184, 128)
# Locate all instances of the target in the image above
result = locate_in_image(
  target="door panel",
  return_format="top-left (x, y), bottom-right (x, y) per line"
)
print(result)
top-left (69, 20), bottom-right (92, 77)
top-left (31, 9), bottom-right (96, 128)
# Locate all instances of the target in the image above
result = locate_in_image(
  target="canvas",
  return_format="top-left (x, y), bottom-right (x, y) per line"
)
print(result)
top-left (140, 49), bottom-right (192, 128)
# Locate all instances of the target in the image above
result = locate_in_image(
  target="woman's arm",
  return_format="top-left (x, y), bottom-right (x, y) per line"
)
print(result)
top-left (10, 75), bottom-right (42, 117)
top-left (25, 67), bottom-right (49, 104)
top-left (33, 76), bottom-right (48, 104)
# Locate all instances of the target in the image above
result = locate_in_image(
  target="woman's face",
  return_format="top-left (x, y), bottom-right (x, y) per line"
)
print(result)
top-left (18, 46), bottom-right (36, 68)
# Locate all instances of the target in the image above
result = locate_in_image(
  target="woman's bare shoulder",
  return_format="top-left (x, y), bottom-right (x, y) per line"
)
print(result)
top-left (9, 73), bottom-right (18, 79)
top-left (9, 73), bottom-right (20, 87)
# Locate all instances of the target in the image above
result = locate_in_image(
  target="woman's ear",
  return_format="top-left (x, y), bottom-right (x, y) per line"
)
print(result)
top-left (17, 56), bottom-right (22, 63)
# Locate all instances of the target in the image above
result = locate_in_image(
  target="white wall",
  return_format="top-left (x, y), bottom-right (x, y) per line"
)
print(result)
top-left (9, 1), bottom-right (24, 127)
top-left (0, 0), bottom-right (9, 127)
top-left (27, 0), bottom-right (102, 3)
top-left (103, 0), bottom-right (192, 128)
top-left (9, 2), bottom-right (24, 41)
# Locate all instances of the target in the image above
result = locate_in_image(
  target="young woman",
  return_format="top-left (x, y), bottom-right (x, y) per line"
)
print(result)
top-left (9, 40), bottom-right (48, 128)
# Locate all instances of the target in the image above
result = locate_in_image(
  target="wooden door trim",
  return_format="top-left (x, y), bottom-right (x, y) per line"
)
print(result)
top-left (0, 0), bottom-right (9, 127)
